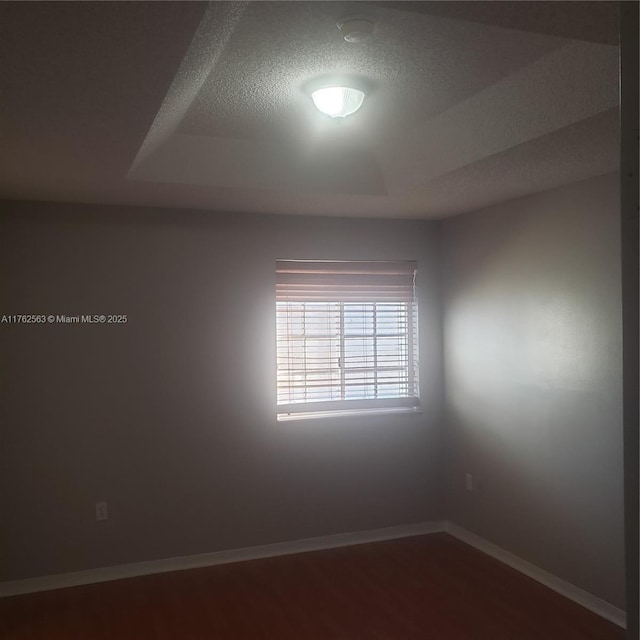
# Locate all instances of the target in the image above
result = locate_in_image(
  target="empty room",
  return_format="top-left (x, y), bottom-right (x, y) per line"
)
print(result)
top-left (0, 2), bottom-right (636, 639)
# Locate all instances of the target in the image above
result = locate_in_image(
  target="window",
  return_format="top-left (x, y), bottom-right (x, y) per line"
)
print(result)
top-left (276, 261), bottom-right (419, 419)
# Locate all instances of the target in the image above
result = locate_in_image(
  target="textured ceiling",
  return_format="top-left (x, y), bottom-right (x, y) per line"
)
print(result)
top-left (180, 2), bottom-right (566, 142)
top-left (0, 1), bottom-right (620, 219)
top-left (375, 1), bottom-right (619, 45)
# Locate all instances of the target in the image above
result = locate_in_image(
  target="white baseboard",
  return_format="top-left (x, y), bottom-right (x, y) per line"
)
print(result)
top-left (0, 520), bottom-right (445, 598)
top-left (445, 522), bottom-right (627, 629)
top-left (0, 519), bottom-right (627, 631)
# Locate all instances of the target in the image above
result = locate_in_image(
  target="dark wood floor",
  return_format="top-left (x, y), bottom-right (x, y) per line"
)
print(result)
top-left (0, 533), bottom-right (624, 640)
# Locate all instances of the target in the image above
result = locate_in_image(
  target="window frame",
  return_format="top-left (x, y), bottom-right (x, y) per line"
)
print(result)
top-left (276, 260), bottom-right (420, 421)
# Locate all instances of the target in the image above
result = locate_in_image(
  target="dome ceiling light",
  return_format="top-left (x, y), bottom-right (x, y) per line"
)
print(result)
top-left (307, 15), bottom-right (373, 119)
top-left (310, 86), bottom-right (366, 118)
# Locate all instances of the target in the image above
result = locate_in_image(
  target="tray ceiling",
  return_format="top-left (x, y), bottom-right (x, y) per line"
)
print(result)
top-left (0, 1), bottom-right (619, 219)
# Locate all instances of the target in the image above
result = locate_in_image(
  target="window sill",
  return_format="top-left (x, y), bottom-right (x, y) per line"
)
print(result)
top-left (277, 406), bottom-right (422, 422)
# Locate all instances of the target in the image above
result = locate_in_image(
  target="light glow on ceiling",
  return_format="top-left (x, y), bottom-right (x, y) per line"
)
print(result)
top-left (311, 86), bottom-right (365, 118)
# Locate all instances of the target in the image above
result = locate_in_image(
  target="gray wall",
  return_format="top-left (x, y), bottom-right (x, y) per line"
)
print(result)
top-left (0, 174), bottom-right (625, 611)
top-left (0, 203), bottom-right (444, 581)
top-left (441, 173), bottom-right (625, 608)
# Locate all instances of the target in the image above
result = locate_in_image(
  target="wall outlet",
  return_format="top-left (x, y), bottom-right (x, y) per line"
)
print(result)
top-left (465, 473), bottom-right (473, 491)
top-left (95, 501), bottom-right (108, 521)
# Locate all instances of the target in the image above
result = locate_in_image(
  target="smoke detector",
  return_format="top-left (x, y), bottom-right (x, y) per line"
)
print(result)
top-left (337, 16), bottom-right (375, 43)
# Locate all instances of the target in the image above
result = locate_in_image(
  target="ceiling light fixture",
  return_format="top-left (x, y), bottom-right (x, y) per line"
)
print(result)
top-left (310, 86), bottom-right (365, 118)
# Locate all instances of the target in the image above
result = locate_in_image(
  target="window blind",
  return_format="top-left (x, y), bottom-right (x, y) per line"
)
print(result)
top-left (276, 261), bottom-right (419, 417)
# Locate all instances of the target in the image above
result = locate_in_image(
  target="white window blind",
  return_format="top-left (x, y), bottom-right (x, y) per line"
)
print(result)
top-left (276, 261), bottom-right (419, 418)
